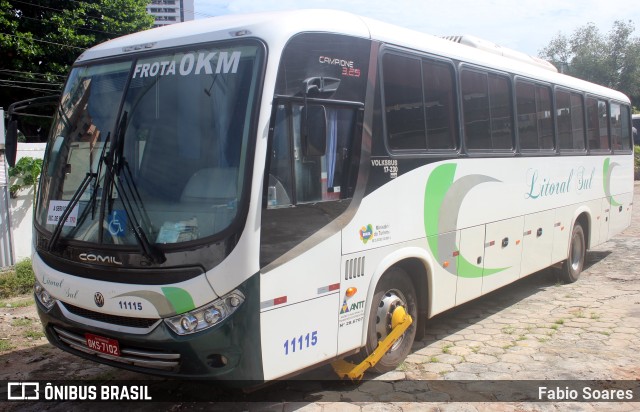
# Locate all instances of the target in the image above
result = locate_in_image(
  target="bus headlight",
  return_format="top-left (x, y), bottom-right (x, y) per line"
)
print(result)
top-left (34, 280), bottom-right (57, 311)
top-left (164, 290), bottom-right (245, 335)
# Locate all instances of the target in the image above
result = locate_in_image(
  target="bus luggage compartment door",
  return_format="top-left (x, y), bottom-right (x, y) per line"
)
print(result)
top-left (481, 216), bottom-right (524, 295)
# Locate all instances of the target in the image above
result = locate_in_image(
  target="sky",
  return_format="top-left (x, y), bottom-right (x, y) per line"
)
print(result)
top-left (193, 0), bottom-right (640, 57)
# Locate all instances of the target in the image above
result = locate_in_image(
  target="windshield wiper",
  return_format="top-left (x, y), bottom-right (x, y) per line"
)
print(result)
top-left (104, 112), bottom-right (166, 264)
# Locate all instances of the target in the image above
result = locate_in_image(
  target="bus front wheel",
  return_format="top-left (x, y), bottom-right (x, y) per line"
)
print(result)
top-left (558, 223), bottom-right (586, 283)
top-left (355, 267), bottom-right (417, 374)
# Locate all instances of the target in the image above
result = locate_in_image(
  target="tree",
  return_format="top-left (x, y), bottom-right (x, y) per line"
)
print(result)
top-left (539, 20), bottom-right (640, 109)
top-left (0, 0), bottom-right (154, 140)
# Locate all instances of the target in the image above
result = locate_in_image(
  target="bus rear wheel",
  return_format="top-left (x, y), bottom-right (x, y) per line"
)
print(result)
top-left (558, 223), bottom-right (585, 283)
top-left (354, 267), bottom-right (417, 374)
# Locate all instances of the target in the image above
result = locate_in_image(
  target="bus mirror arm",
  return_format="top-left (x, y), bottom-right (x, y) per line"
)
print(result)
top-left (5, 95), bottom-right (61, 167)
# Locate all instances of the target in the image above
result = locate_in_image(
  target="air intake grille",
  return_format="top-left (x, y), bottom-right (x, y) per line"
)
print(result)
top-left (62, 302), bottom-right (159, 329)
top-left (345, 257), bottom-right (365, 280)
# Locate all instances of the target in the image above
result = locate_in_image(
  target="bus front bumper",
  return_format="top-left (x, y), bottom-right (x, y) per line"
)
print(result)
top-left (34, 275), bottom-right (263, 383)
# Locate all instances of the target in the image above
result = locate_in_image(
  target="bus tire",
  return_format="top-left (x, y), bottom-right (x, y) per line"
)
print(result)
top-left (558, 223), bottom-right (586, 283)
top-left (353, 267), bottom-right (417, 374)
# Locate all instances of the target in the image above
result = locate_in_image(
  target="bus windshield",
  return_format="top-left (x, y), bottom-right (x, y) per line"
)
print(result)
top-left (36, 41), bottom-right (263, 247)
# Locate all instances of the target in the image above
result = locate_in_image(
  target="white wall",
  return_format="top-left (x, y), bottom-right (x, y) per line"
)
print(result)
top-left (10, 143), bottom-right (46, 261)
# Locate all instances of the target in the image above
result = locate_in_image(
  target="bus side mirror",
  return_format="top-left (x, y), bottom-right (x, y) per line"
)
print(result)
top-left (5, 119), bottom-right (18, 167)
top-left (301, 105), bottom-right (327, 157)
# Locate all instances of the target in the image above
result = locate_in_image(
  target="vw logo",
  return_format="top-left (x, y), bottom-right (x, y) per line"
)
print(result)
top-left (94, 292), bottom-right (105, 308)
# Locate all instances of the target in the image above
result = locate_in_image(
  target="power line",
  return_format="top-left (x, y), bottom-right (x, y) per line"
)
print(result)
top-left (11, 0), bottom-right (107, 23)
top-left (17, 14), bottom-right (120, 37)
top-left (0, 32), bottom-right (85, 51)
top-left (0, 78), bottom-right (62, 87)
top-left (0, 82), bottom-right (60, 94)
top-left (0, 69), bottom-right (67, 79)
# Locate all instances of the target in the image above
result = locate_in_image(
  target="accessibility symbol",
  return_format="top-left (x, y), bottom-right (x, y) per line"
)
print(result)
top-left (108, 210), bottom-right (127, 237)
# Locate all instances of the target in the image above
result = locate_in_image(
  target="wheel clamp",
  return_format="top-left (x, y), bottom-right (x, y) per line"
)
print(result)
top-left (332, 306), bottom-right (413, 380)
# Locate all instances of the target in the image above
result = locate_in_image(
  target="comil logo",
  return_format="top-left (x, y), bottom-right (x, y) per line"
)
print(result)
top-left (79, 253), bottom-right (123, 265)
top-left (7, 382), bottom-right (39, 400)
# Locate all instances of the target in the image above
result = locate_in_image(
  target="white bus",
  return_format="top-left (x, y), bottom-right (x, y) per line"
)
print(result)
top-left (16, 9), bottom-right (633, 382)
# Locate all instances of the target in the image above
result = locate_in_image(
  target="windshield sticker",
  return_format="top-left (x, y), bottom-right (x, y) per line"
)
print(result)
top-left (108, 210), bottom-right (127, 237)
top-left (133, 51), bottom-right (241, 78)
top-left (47, 200), bottom-right (79, 227)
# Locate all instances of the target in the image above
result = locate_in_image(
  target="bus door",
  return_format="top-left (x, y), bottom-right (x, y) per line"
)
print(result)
top-left (260, 103), bottom-right (361, 380)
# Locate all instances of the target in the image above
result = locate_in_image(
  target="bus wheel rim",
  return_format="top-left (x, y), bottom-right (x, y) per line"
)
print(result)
top-left (570, 232), bottom-right (583, 271)
top-left (375, 290), bottom-right (407, 352)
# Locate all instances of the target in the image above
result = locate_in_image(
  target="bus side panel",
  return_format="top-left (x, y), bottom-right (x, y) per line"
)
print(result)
top-left (337, 252), bottom-right (371, 355)
top-left (583, 199), bottom-right (603, 248)
top-left (260, 294), bottom-right (338, 380)
top-left (456, 225), bottom-right (485, 305)
top-left (608, 192), bottom-right (633, 238)
top-left (481, 216), bottom-right (524, 295)
top-left (520, 210), bottom-right (554, 276)
top-left (259, 233), bottom-right (341, 380)
top-left (551, 205), bottom-right (574, 264)
top-left (599, 198), bottom-right (611, 243)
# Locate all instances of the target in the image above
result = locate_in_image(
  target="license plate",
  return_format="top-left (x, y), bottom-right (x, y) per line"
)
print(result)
top-left (85, 333), bottom-right (121, 357)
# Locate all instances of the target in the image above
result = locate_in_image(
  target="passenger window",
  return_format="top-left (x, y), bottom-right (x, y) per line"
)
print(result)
top-left (586, 98), bottom-right (610, 151)
top-left (556, 90), bottom-right (585, 151)
top-left (516, 81), bottom-right (553, 151)
top-left (462, 70), bottom-right (490, 150)
top-left (382, 54), bottom-right (426, 150)
top-left (488, 73), bottom-right (513, 150)
top-left (611, 103), bottom-right (632, 151)
top-left (462, 69), bottom-right (513, 150)
top-left (422, 60), bottom-right (457, 150)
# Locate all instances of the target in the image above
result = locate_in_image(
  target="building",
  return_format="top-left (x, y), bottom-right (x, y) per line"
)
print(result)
top-left (147, 0), bottom-right (195, 28)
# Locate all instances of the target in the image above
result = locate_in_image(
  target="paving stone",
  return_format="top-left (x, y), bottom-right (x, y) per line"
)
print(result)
top-left (421, 362), bottom-right (454, 374)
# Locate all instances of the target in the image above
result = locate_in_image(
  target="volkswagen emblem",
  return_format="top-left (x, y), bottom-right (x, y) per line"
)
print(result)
top-left (94, 292), bottom-right (105, 307)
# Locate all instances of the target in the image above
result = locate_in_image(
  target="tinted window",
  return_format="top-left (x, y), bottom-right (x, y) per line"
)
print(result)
top-left (382, 54), bottom-right (426, 150)
top-left (586, 97), bottom-right (610, 151)
top-left (556, 90), bottom-right (585, 151)
top-left (489, 73), bottom-right (513, 149)
top-left (516, 81), bottom-right (553, 150)
top-left (611, 103), bottom-right (632, 151)
top-left (423, 60), bottom-right (457, 150)
top-left (462, 69), bottom-right (512, 150)
top-left (462, 70), bottom-right (490, 150)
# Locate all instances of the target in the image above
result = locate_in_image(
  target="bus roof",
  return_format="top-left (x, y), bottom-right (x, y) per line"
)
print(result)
top-left (76, 9), bottom-right (629, 103)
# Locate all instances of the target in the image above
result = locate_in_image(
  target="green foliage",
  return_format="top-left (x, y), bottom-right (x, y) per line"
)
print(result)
top-left (8, 156), bottom-right (42, 198)
top-left (634, 145), bottom-right (640, 179)
top-left (0, 0), bottom-right (154, 139)
top-left (539, 20), bottom-right (640, 108)
top-left (0, 259), bottom-right (35, 298)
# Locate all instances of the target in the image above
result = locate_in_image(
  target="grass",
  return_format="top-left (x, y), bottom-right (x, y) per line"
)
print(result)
top-left (501, 326), bottom-right (515, 335)
top-left (0, 259), bottom-right (35, 299)
top-left (517, 334), bottom-right (527, 341)
top-left (0, 340), bottom-right (14, 352)
top-left (430, 356), bottom-right (438, 363)
top-left (572, 309), bottom-right (585, 318)
top-left (555, 318), bottom-right (565, 325)
top-left (442, 343), bottom-right (453, 354)
top-left (590, 312), bottom-right (601, 320)
top-left (24, 330), bottom-right (45, 339)
top-left (0, 297), bottom-right (34, 308)
top-left (11, 318), bottom-right (33, 327)
top-left (550, 324), bottom-right (559, 330)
